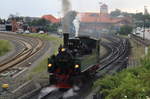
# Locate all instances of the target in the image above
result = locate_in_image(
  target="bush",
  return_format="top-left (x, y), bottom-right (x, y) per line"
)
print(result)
top-left (94, 48), bottom-right (150, 99)
top-left (119, 25), bottom-right (133, 35)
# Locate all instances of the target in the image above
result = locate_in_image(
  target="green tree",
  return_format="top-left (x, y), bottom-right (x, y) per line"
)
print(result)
top-left (44, 23), bottom-right (60, 32)
top-left (133, 13), bottom-right (150, 28)
top-left (28, 18), bottom-right (50, 26)
top-left (110, 9), bottom-right (122, 17)
top-left (0, 18), bottom-right (2, 24)
top-left (119, 25), bottom-right (133, 35)
top-left (28, 18), bottom-right (60, 32)
top-left (133, 13), bottom-right (144, 20)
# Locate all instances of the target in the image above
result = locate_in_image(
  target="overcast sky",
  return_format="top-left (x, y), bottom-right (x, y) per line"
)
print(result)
top-left (0, 0), bottom-right (150, 19)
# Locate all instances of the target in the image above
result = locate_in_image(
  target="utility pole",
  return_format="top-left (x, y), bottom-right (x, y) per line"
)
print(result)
top-left (96, 2), bottom-right (103, 63)
top-left (143, 16), bottom-right (145, 40)
top-left (143, 6), bottom-right (147, 40)
top-left (143, 6), bottom-right (150, 55)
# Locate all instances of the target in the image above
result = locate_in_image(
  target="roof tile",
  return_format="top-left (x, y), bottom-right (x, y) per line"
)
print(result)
top-left (42, 15), bottom-right (60, 23)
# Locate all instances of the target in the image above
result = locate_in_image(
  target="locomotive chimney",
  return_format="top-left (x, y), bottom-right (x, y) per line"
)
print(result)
top-left (63, 33), bottom-right (69, 47)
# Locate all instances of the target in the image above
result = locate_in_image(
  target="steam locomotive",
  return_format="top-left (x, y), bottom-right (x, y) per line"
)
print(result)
top-left (47, 33), bottom-right (100, 89)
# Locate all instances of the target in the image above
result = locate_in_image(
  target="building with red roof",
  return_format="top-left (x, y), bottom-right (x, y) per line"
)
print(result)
top-left (77, 3), bottom-right (133, 34)
top-left (78, 3), bottom-right (132, 24)
top-left (78, 12), bottom-right (132, 34)
top-left (42, 15), bottom-right (60, 23)
top-left (78, 12), bottom-right (132, 24)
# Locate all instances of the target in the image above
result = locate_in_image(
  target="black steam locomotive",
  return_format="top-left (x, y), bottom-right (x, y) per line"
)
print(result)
top-left (48, 33), bottom-right (100, 88)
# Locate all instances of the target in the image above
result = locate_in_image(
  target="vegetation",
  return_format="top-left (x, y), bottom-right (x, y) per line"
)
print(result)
top-left (0, 40), bottom-right (11, 56)
top-left (110, 9), bottom-right (135, 18)
top-left (110, 9), bottom-right (150, 28)
top-left (28, 18), bottom-right (50, 27)
top-left (29, 58), bottom-right (48, 78)
top-left (81, 51), bottom-right (97, 70)
top-left (118, 25), bottom-right (133, 35)
top-left (133, 13), bottom-right (150, 28)
top-left (94, 47), bottom-right (150, 99)
top-left (28, 18), bottom-right (60, 32)
top-left (129, 38), bottom-right (145, 61)
top-left (110, 9), bottom-right (122, 18)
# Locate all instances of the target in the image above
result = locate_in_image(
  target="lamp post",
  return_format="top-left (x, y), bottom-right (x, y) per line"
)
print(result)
top-left (143, 6), bottom-right (150, 55)
top-left (96, 1), bottom-right (103, 63)
top-left (143, 17), bottom-right (145, 40)
top-left (143, 6), bottom-right (148, 40)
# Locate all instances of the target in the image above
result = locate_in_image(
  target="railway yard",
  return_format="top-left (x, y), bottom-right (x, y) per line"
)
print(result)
top-left (0, 32), bottom-right (52, 98)
top-left (0, 32), bottom-right (148, 99)
top-left (0, 0), bottom-right (150, 98)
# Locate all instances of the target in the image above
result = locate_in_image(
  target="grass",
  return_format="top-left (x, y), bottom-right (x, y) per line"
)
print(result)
top-left (100, 40), bottom-right (107, 57)
top-left (81, 51), bottom-right (97, 71)
top-left (22, 33), bottom-right (62, 79)
top-left (120, 34), bottom-right (145, 61)
top-left (130, 38), bottom-right (145, 60)
top-left (28, 58), bottom-right (48, 80)
top-left (0, 40), bottom-right (11, 56)
top-left (31, 58), bottom-right (47, 74)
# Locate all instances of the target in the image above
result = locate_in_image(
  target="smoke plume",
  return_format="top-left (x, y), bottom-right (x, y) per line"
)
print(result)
top-left (61, 0), bottom-right (77, 35)
top-left (61, 0), bottom-right (71, 16)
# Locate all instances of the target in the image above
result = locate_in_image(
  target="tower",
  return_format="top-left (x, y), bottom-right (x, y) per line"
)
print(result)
top-left (144, 6), bottom-right (149, 15)
top-left (100, 4), bottom-right (108, 15)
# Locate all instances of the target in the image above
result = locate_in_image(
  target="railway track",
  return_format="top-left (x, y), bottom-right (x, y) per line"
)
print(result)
top-left (103, 35), bottom-right (128, 64)
top-left (76, 35), bottom-right (130, 99)
top-left (0, 32), bottom-right (54, 99)
top-left (131, 34), bottom-right (150, 46)
top-left (30, 34), bottom-right (130, 99)
top-left (84, 35), bottom-right (130, 99)
top-left (0, 32), bottom-right (44, 74)
top-left (98, 34), bottom-right (130, 74)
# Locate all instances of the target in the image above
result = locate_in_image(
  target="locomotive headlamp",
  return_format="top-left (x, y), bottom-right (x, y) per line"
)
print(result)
top-left (61, 48), bottom-right (66, 52)
top-left (48, 64), bottom-right (52, 67)
top-left (75, 64), bottom-right (79, 68)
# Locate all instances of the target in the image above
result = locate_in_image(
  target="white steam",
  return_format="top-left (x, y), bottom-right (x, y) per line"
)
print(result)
top-left (38, 86), bottom-right (58, 99)
top-left (73, 15), bottom-right (80, 37)
top-left (62, 86), bottom-right (80, 98)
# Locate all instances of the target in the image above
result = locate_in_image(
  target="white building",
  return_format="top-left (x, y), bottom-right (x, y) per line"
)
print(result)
top-left (0, 24), bottom-right (6, 31)
top-left (133, 27), bottom-right (150, 40)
